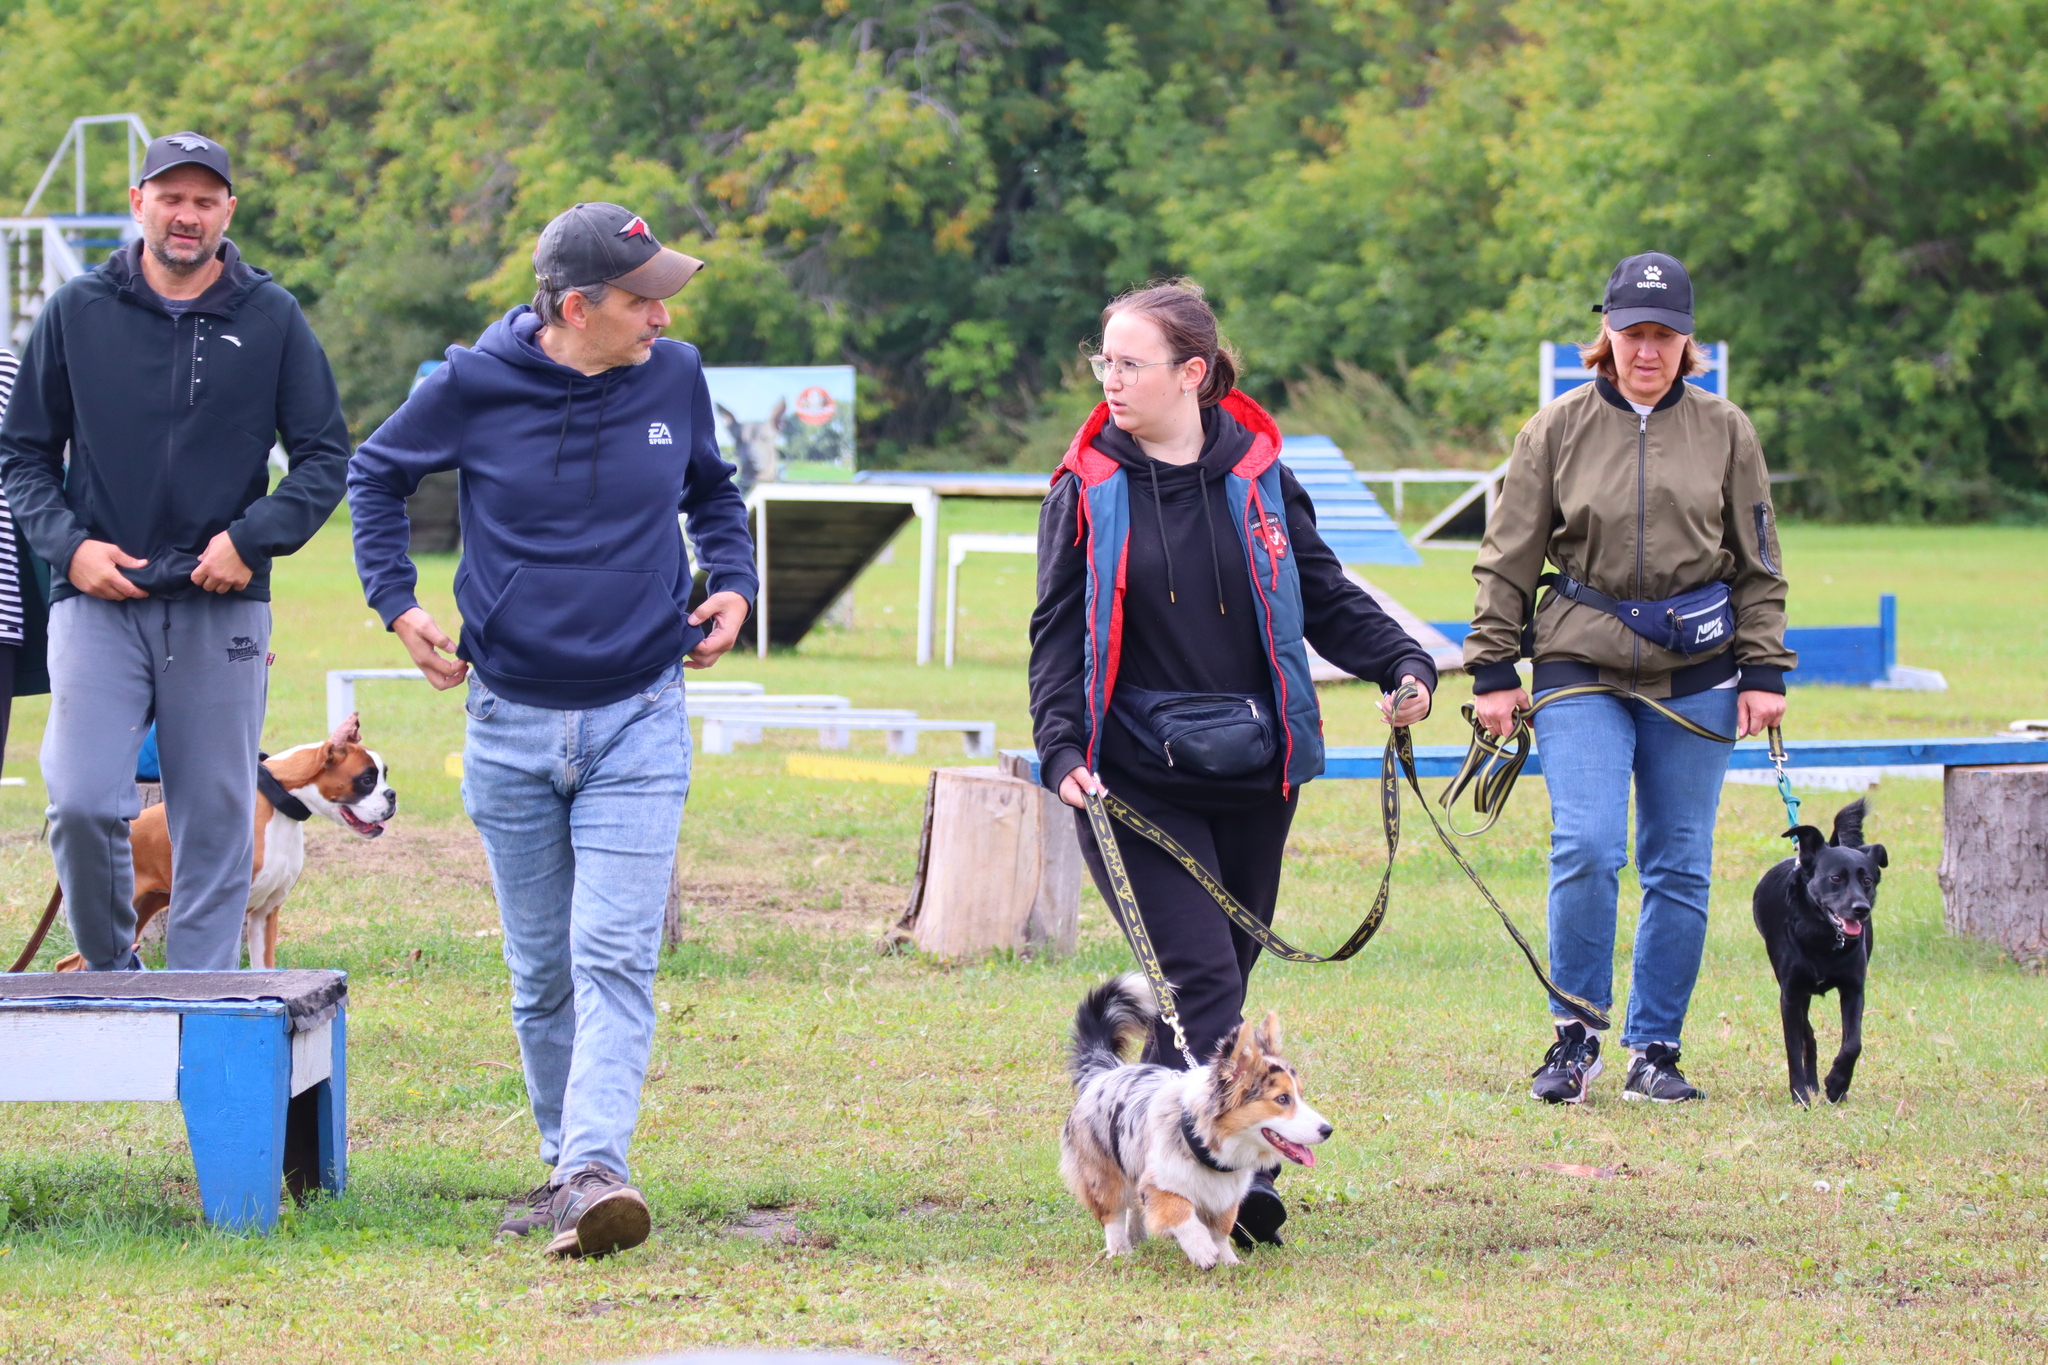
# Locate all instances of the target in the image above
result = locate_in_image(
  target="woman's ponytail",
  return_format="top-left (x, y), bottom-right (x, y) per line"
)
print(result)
top-left (1101, 278), bottom-right (1240, 407)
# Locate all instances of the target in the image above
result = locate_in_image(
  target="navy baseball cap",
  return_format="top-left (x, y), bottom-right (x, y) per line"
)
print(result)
top-left (138, 132), bottom-right (233, 192)
top-left (534, 202), bottom-right (704, 300)
top-left (1594, 251), bottom-right (1693, 333)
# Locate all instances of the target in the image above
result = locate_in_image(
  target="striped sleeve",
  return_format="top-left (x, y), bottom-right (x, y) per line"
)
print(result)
top-left (0, 350), bottom-right (25, 645)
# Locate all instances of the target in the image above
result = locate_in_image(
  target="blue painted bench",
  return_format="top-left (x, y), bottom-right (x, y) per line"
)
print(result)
top-left (0, 969), bottom-right (347, 1231)
top-left (1425, 594), bottom-right (1943, 690)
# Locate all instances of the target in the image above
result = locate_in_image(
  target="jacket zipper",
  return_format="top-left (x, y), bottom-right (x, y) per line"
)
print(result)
top-left (1632, 411), bottom-right (1646, 689)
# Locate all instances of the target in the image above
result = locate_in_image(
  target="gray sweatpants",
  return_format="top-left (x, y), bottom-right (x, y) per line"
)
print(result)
top-left (43, 594), bottom-right (271, 971)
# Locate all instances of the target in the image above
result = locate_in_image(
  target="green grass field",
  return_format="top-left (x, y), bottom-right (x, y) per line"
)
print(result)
top-left (2, 512), bottom-right (2046, 1364)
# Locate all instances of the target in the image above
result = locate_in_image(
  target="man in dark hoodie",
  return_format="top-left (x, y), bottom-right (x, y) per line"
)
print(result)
top-left (0, 132), bottom-right (351, 973)
top-left (348, 203), bottom-right (755, 1261)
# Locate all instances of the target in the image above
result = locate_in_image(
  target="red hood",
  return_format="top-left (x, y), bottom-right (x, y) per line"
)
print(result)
top-left (1053, 390), bottom-right (1283, 489)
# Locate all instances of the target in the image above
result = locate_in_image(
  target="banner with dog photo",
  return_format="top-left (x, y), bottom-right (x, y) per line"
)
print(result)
top-left (702, 365), bottom-right (857, 496)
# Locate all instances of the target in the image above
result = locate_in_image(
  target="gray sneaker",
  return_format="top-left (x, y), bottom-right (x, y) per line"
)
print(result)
top-left (1531, 1022), bottom-right (1603, 1105)
top-left (1623, 1042), bottom-right (1705, 1103)
top-left (543, 1162), bottom-right (651, 1259)
top-left (495, 1179), bottom-right (557, 1240)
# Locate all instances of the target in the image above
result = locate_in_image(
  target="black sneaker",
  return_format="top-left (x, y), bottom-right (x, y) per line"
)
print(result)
top-left (495, 1178), bottom-right (556, 1240)
top-left (1623, 1042), bottom-right (1704, 1103)
top-left (543, 1162), bottom-right (651, 1259)
top-left (1231, 1168), bottom-right (1286, 1249)
top-left (1530, 1022), bottom-right (1603, 1104)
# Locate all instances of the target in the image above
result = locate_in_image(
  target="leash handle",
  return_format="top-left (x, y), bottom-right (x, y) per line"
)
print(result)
top-left (1767, 724), bottom-right (1802, 830)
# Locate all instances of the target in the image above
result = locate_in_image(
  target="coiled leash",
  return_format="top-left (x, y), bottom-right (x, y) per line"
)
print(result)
top-left (1083, 684), bottom-right (1609, 1067)
top-left (1768, 725), bottom-right (1802, 830)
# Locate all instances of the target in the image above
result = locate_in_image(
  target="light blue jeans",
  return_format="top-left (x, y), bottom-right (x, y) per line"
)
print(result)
top-left (461, 664), bottom-right (690, 1181)
top-left (1530, 686), bottom-right (1738, 1049)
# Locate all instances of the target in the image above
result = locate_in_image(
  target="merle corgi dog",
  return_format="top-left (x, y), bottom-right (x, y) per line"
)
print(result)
top-left (1059, 975), bottom-right (1333, 1269)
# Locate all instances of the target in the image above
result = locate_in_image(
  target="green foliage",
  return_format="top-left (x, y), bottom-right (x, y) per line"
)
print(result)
top-left (1, 0), bottom-right (2043, 514)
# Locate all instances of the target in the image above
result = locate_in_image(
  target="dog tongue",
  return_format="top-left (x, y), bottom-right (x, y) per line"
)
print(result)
top-left (1264, 1129), bottom-right (1316, 1167)
top-left (1842, 920), bottom-right (1863, 937)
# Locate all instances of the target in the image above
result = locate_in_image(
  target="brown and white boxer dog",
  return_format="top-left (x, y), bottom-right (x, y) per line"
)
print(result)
top-left (53, 713), bottom-right (398, 971)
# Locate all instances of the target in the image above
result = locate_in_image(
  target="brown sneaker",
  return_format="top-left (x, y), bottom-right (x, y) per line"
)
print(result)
top-left (543, 1162), bottom-right (650, 1259)
top-left (495, 1179), bottom-right (557, 1240)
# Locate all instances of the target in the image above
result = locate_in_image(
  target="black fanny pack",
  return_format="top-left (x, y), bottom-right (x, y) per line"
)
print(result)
top-left (1541, 573), bottom-right (1735, 657)
top-left (1110, 686), bottom-right (1278, 779)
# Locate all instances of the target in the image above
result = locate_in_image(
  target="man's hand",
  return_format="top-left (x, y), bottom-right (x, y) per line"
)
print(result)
top-left (1738, 689), bottom-right (1787, 740)
top-left (1473, 686), bottom-right (1530, 739)
top-left (1058, 765), bottom-right (1108, 810)
top-left (392, 606), bottom-right (469, 690)
top-left (191, 530), bottom-right (253, 594)
top-left (1378, 674), bottom-right (1433, 727)
top-left (68, 539), bottom-right (150, 600)
top-left (686, 590), bottom-right (750, 669)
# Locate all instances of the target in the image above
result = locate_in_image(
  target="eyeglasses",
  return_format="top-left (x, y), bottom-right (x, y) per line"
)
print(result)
top-left (1089, 355), bottom-right (1179, 384)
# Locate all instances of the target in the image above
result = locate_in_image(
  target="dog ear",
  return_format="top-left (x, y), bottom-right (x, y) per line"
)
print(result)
top-left (1253, 1010), bottom-right (1283, 1057)
top-left (1784, 824), bottom-right (1827, 865)
top-left (324, 711), bottom-right (361, 764)
top-left (1865, 842), bottom-right (1888, 869)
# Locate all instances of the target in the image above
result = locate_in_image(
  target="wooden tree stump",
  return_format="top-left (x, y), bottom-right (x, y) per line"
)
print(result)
top-left (890, 767), bottom-right (1079, 960)
top-left (1938, 763), bottom-right (2048, 967)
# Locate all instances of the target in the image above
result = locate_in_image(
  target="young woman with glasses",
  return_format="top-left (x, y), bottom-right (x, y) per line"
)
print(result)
top-left (1028, 279), bottom-right (1436, 1248)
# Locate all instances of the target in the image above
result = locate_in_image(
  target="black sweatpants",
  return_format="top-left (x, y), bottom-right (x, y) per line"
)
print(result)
top-left (1074, 773), bottom-right (1300, 1068)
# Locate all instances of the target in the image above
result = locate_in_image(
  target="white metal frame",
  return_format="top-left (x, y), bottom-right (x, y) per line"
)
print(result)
top-left (744, 484), bottom-right (939, 664)
top-left (1349, 469), bottom-right (1492, 519)
top-left (944, 532), bottom-right (1036, 667)
top-left (326, 667), bottom-right (770, 729)
top-left (2, 114), bottom-right (152, 347)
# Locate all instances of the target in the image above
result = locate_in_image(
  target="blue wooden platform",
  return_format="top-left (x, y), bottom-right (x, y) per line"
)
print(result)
top-left (0, 970), bottom-right (348, 1232)
top-left (1002, 737), bottom-right (2045, 787)
top-left (1279, 436), bottom-right (1422, 566)
top-left (1426, 594), bottom-right (1938, 689)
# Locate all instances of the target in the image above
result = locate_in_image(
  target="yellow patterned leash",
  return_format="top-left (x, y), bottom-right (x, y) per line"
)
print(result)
top-left (1082, 684), bottom-right (1609, 1046)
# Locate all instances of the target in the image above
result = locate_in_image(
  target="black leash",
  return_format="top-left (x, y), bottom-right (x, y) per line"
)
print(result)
top-left (1083, 685), bottom-right (1609, 1068)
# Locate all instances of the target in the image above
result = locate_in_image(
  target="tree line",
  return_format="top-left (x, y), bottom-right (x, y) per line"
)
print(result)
top-left (2, 0), bottom-right (2043, 519)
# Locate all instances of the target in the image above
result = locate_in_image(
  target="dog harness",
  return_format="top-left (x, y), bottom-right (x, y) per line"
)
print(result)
top-left (256, 757), bottom-right (312, 822)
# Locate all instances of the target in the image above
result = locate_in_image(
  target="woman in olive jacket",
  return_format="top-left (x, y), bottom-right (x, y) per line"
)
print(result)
top-left (1465, 253), bottom-right (1793, 1106)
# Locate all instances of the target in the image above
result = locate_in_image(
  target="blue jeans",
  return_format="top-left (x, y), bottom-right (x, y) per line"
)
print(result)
top-left (1530, 687), bottom-right (1737, 1049)
top-left (461, 665), bottom-right (690, 1181)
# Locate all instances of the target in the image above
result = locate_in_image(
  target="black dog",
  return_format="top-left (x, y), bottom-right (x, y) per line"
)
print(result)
top-left (1751, 799), bottom-right (1887, 1105)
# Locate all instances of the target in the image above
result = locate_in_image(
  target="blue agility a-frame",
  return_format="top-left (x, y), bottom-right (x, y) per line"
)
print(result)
top-left (1277, 436), bottom-right (1422, 566)
top-left (1540, 341), bottom-right (1728, 405)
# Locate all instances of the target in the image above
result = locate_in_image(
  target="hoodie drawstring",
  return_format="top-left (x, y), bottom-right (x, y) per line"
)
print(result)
top-left (162, 600), bottom-right (173, 671)
top-left (1197, 470), bottom-right (1226, 616)
top-left (551, 383), bottom-right (576, 479)
top-left (1146, 460), bottom-right (1177, 605)
top-left (588, 376), bottom-right (615, 503)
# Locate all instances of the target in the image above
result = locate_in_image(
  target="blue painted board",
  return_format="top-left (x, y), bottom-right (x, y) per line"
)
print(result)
top-left (179, 1011), bottom-right (292, 1232)
top-left (1003, 735), bottom-right (2046, 786)
top-left (1424, 595), bottom-right (1906, 687)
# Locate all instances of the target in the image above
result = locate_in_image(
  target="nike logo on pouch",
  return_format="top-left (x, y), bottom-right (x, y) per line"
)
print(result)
top-left (1694, 618), bottom-right (1725, 644)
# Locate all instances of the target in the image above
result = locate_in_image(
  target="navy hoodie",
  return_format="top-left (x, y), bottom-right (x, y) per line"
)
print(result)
top-left (348, 307), bottom-right (757, 710)
top-left (0, 238), bottom-right (351, 601)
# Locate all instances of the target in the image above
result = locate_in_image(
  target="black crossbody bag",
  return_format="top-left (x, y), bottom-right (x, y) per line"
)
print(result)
top-left (1109, 686), bottom-right (1278, 779)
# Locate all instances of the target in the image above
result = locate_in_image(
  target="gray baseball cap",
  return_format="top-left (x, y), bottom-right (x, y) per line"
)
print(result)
top-left (139, 132), bottom-right (233, 192)
top-left (533, 202), bottom-right (704, 300)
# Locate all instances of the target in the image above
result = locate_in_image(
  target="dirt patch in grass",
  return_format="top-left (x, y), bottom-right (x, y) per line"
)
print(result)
top-left (721, 1207), bottom-right (835, 1249)
top-left (303, 819), bottom-right (495, 888)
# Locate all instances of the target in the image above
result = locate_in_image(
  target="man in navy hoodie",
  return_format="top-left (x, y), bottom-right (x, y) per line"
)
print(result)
top-left (349, 203), bottom-right (756, 1260)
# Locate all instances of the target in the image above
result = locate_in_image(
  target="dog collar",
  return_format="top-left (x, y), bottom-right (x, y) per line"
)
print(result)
top-left (1179, 1111), bottom-right (1238, 1174)
top-left (256, 757), bottom-right (312, 823)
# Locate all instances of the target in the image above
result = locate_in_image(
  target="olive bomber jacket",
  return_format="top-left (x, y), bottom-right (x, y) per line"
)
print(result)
top-left (1465, 375), bottom-right (1796, 699)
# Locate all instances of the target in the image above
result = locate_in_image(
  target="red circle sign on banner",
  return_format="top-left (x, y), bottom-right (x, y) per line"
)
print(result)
top-left (793, 385), bottom-right (837, 426)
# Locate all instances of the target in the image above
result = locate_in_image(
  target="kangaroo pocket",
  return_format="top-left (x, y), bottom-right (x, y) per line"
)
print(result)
top-left (475, 566), bottom-right (690, 685)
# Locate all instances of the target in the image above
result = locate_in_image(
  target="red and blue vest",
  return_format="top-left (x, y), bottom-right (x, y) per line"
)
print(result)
top-left (1053, 389), bottom-right (1324, 794)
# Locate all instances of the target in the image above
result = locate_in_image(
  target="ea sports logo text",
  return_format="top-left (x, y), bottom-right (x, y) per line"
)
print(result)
top-left (648, 421), bottom-right (673, 445)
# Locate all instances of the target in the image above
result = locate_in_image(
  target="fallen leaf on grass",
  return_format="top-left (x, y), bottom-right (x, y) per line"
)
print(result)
top-left (1536, 1162), bottom-right (1620, 1180)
